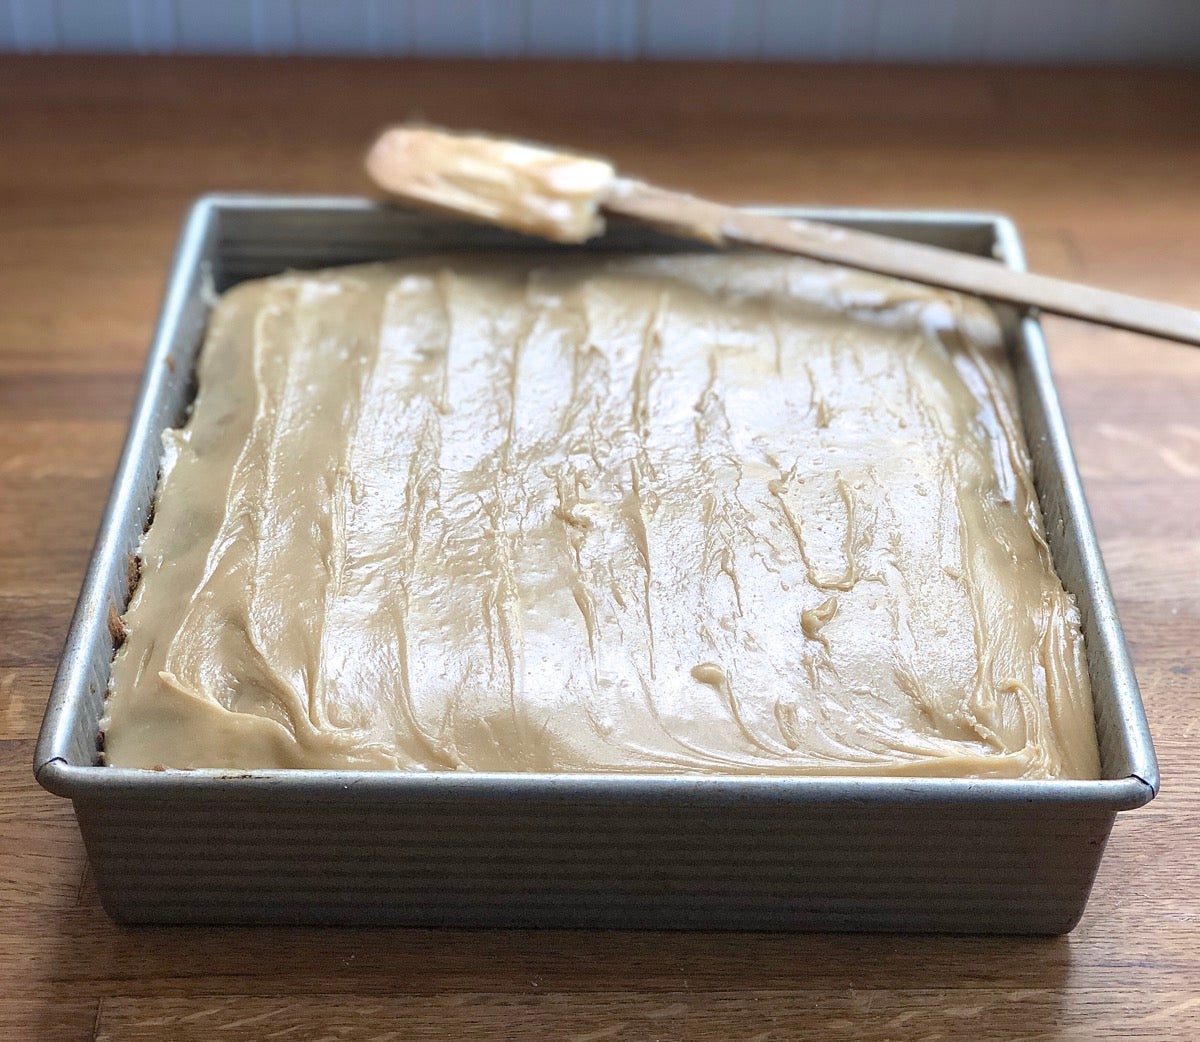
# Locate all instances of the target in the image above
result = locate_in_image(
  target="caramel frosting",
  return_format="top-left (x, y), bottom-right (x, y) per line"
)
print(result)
top-left (102, 253), bottom-right (1101, 778)
top-left (366, 127), bottom-right (616, 243)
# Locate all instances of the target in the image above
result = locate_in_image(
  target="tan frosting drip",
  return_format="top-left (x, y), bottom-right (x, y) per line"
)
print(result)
top-left (102, 254), bottom-right (1101, 778)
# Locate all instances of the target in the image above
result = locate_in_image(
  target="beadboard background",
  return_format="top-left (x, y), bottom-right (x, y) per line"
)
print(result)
top-left (2, 0), bottom-right (1199, 62)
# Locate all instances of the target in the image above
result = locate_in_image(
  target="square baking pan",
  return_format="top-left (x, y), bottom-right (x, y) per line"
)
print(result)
top-left (34, 195), bottom-right (1158, 932)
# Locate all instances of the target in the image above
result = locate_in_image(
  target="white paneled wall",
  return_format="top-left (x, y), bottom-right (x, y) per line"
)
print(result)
top-left (2, 0), bottom-right (1199, 62)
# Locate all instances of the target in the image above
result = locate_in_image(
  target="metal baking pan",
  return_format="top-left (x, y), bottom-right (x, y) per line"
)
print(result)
top-left (34, 195), bottom-right (1158, 932)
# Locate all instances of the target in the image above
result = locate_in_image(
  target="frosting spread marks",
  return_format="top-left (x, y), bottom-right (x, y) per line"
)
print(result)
top-left (103, 254), bottom-right (1100, 778)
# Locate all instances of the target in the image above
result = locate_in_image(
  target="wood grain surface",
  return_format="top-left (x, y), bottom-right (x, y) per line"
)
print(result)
top-left (2, 57), bottom-right (1198, 1041)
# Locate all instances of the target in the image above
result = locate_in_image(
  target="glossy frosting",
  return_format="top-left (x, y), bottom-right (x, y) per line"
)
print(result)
top-left (103, 253), bottom-right (1101, 778)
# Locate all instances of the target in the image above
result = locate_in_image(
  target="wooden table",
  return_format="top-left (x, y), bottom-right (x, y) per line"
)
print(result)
top-left (2, 58), bottom-right (1198, 1041)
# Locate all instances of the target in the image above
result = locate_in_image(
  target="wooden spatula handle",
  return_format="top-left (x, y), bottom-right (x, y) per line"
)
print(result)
top-left (610, 182), bottom-right (1200, 348)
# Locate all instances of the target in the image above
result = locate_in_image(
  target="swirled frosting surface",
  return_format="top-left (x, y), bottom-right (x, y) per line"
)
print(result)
top-left (102, 253), bottom-right (1100, 778)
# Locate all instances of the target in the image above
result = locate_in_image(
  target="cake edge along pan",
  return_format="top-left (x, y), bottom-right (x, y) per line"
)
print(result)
top-left (33, 195), bottom-right (1158, 932)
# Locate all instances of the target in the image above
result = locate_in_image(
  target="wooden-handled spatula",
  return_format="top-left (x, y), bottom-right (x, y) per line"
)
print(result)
top-left (366, 126), bottom-right (1200, 348)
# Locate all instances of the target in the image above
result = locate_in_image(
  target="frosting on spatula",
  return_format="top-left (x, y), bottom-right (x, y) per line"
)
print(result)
top-left (366, 126), bottom-right (616, 243)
